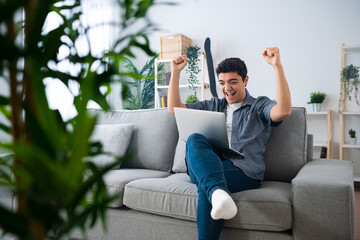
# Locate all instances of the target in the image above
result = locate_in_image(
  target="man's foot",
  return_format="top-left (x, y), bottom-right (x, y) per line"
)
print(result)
top-left (210, 189), bottom-right (237, 220)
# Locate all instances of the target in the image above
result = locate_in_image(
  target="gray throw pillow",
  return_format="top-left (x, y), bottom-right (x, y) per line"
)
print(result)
top-left (172, 139), bottom-right (187, 173)
top-left (89, 123), bottom-right (134, 168)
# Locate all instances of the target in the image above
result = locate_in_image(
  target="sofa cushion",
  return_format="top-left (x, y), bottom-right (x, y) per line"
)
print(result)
top-left (103, 169), bottom-right (171, 207)
top-left (123, 174), bottom-right (292, 231)
top-left (91, 108), bottom-right (178, 172)
top-left (264, 107), bottom-right (308, 182)
top-left (89, 123), bottom-right (134, 168)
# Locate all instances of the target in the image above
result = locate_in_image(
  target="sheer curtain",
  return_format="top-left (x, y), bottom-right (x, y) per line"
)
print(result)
top-left (44, 0), bottom-right (122, 121)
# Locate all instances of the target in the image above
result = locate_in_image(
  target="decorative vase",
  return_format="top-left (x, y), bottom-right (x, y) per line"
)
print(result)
top-left (349, 137), bottom-right (357, 145)
top-left (311, 103), bottom-right (322, 112)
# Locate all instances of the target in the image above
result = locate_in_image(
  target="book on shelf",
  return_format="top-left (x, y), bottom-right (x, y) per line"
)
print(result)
top-left (158, 92), bottom-right (168, 108)
top-left (160, 96), bottom-right (168, 107)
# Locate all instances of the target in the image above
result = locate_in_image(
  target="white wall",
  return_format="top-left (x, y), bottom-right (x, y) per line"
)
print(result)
top-left (142, 0), bottom-right (360, 160)
top-left (1, 0), bottom-right (359, 159)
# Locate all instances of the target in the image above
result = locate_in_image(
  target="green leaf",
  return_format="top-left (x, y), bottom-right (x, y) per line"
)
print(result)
top-left (41, 23), bottom-right (67, 62)
top-left (0, 204), bottom-right (28, 238)
top-left (0, 0), bottom-right (26, 23)
top-left (0, 95), bottom-right (9, 105)
top-left (0, 35), bottom-right (22, 60)
top-left (134, 0), bottom-right (154, 18)
top-left (0, 122), bottom-right (11, 135)
top-left (69, 155), bottom-right (128, 212)
top-left (0, 106), bottom-right (11, 121)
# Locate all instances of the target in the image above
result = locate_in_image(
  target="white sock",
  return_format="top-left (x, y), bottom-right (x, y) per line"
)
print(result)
top-left (210, 189), bottom-right (238, 220)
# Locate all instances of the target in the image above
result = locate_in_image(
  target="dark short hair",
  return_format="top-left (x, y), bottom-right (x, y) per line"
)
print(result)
top-left (216, 58), bottom-right (247, 82)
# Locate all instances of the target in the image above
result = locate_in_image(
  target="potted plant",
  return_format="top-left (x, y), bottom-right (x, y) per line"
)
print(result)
top-left (185, 45), bottom-right (201, 97)
top-left (307, 91), bottom-right (327, 112)
top-left (185, 94), bottom-right (199, 104)
top-left (349, 129), bottom-right (357, 145)
top-left (340, 64), bottom-right (360, 106)
top-left (0, 0), bottom-right (157, 239)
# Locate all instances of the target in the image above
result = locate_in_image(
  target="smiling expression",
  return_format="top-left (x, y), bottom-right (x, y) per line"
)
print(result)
top-left (218, 72), bottom-right (249, 104)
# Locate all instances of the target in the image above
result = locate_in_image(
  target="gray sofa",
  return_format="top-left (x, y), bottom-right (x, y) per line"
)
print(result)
top-left (1, 107), bottom-right (355, 240)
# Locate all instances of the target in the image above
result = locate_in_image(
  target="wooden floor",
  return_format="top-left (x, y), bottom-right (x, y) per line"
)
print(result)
top-left (356, 185), bottom-right (360, 240)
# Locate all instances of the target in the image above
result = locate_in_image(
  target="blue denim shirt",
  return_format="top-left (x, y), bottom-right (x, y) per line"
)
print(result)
top-left (185, 90), bottom-right (280, 181)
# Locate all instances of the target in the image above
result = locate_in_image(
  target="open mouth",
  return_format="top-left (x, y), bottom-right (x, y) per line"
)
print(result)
top-left (225, 92), bottom-right (236, 98)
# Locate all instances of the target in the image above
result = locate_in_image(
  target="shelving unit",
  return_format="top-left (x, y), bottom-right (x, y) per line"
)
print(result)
top-left (307, 109), bottom-right (332, 158)
top-left (339, 43), bottom-right (360, 182)
top-left (154, 54), bottom-right (207, 108)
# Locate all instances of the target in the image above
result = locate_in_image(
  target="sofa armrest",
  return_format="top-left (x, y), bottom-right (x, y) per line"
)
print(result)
top-left (291, 159), bottom-right (354, 240)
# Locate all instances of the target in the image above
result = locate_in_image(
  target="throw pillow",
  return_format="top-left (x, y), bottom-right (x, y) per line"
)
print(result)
top-left (172, 139), bottom-right (187, 173)
top-left (89, 123), bottom-right (134, 168)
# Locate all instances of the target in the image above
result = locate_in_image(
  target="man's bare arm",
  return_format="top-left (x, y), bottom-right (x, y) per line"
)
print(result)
top-left (168, 55), bottom-right (187, 114)
top-left (262, 47), bottom-right (292, 122)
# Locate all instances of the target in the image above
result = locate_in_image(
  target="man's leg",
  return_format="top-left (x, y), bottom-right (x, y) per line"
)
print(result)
top-left (185, 133), bottom-right (260, 240)
top-left (185, 133), bottom-right (227, 240)
top-left (185, 133), bottom-right (227, 199)
top-left (196, 189), bottom-right (224, 240)
top-left (221, 160), bottom-right (260, 193)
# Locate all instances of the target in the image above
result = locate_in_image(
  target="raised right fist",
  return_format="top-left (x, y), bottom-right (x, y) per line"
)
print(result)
top-left (171, 55), bottom-right (188, 72)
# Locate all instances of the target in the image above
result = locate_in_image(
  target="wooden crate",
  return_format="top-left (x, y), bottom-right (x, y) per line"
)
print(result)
top-left (160, 34), bottom-right (192, 60)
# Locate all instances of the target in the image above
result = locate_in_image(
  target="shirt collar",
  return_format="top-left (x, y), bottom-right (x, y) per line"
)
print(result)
top-left (241, 89), bottom-right (255, 107)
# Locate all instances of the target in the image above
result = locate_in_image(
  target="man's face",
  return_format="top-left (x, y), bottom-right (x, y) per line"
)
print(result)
top-left (218, 72), bottom-right (248, 104)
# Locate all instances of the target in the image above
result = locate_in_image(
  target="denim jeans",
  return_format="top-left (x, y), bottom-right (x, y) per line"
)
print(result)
top-left (185, 133), bottom-right (260, 240)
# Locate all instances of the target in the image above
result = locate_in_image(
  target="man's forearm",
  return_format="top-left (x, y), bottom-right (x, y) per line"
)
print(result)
top-left (168, 70), bottom-right (185, 114)
top-left (271, 64), bottom-right (292, 121)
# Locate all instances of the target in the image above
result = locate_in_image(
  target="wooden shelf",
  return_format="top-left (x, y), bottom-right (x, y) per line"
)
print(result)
top-left (313, 141), bottom-right (328, 147)
top-left (340, 111), bottom-right (360, 115)
top-left (156, 59), bottom-right (173, 63)
top-left (307, 111), bottom-right (328, 115)
top-left (339, 43), bottom-right (360, 160)
top-left (154, 54), bottom-right (206, 108)
top-left (343, 144), bottom-right (360, 149)
top-left (344, 45), bottom-right (360, 54)
top-left (156, 84), bottom-right (203, 89)
top-left (306, 109), bottom-right (332, 158)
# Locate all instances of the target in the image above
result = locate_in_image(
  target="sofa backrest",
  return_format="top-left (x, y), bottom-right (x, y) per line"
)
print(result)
top-left (92, 108), bottom-right (178, 172)
top-left (91, 107), bottom-right (309, 180)
top-left (264, 107), bottom-right (309, 182)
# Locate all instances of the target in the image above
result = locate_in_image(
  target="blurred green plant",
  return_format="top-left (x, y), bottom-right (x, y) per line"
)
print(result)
top-left (0, 0), bottom-right (160, 239)
top-left (121, 56), bottom-right (164, 110)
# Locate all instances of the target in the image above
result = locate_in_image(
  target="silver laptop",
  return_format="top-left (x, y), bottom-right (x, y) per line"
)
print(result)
top-left (173, 107), bottom-right (243, 158)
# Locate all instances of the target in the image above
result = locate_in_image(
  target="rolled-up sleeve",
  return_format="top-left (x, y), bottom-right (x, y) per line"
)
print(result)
top-left (258, 97), bottom-right (281, 127)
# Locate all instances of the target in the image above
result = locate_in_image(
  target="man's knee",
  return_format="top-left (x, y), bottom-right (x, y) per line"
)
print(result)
top-left (187, 133), bottom-right (207, 145)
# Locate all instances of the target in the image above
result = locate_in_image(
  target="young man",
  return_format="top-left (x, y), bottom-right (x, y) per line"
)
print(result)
top-left (168, 47), bottom-right (291, 240)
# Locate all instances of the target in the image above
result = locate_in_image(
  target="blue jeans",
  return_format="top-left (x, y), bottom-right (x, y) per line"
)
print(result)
top-left (185, 133), bottom-right (260, 240)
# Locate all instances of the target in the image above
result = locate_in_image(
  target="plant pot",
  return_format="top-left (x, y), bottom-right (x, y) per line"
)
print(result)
top-left (311, 103), bottom-right (322, 112)
top-left (349, 137), bottom-right (357, 145)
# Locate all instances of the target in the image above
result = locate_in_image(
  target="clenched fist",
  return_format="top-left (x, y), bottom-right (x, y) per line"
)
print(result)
top-left (172, 55), bottom-right (188, 73)
top-left (262, 47), bottom-right (281, 67)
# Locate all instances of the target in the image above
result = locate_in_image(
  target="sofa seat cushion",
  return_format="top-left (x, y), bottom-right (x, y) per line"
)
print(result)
top-left (123, 174), bottom-right (292, 232)
top-left (104, 169), bottom-right (171, 208)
